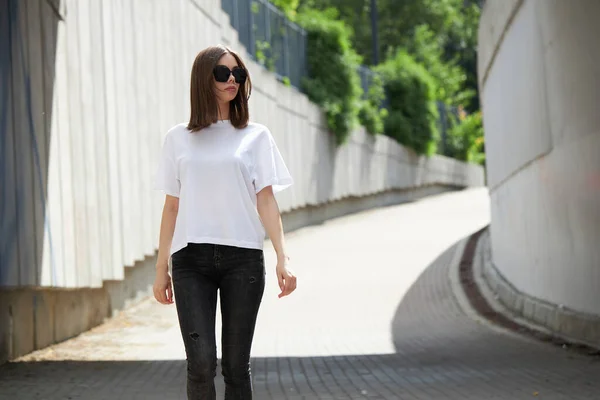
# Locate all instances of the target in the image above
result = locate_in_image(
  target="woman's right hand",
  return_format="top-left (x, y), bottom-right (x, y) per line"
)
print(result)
top-left (153, 267), bottom-right (174, 305)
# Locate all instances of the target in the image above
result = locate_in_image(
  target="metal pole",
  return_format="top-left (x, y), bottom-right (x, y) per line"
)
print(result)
top-left (248, 0), bottom-right (255, 57)
top-left (370, 0), bottom-right (379, 65)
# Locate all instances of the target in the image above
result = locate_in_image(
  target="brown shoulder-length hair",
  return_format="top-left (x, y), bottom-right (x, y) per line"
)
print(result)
top-left (187, 45), bottom-right (252, 132)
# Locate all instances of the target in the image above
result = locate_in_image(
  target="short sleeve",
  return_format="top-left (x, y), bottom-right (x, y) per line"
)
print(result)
top-left (153, 132), bottom-right (180, 197)
top-left (252, 129), bottom-right (293, 194)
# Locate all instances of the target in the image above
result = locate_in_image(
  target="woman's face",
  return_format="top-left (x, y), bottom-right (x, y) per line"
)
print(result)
top-left (213, 53), bottom-right (244, 104)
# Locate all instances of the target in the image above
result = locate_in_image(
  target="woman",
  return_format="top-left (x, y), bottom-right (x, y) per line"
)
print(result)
top-left (152, 44), bottom-right (297, 399)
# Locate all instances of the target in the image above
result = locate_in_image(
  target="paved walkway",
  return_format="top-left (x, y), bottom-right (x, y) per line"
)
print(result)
top-left (1, 188), bottom-right (599, 399)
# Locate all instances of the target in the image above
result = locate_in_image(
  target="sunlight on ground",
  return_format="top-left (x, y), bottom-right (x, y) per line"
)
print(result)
top-left (17, 187), bottom-right (490, 362)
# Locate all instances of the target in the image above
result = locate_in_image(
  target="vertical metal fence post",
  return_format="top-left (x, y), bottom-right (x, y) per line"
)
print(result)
top-left (232, 0), bottom-right (239, 31)
top-left (370, 0), bottom-right (379, 65)
top-left (264, 2), bottom-right (270, 63)
top-left (438, 101), bottom-right (448, 155)
top-left (283, 23), bottom-right (290, 81)
top-left (302, 30), bottom-right (308, 83)
top-left (248, 0), bottom-right (255, 57)
top-left (219, 0), bottom-right (309, 91)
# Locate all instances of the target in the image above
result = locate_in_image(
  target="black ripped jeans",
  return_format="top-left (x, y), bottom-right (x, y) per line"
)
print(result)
top-left (171, 243), bottom-right (266, 400)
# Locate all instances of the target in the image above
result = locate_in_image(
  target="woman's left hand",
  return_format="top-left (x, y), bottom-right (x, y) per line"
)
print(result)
top-left (276, 256), bottom-right (297, 298)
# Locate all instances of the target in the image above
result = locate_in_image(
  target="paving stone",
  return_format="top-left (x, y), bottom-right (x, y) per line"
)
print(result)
top-left (1, 188), bottom-right (599, 399)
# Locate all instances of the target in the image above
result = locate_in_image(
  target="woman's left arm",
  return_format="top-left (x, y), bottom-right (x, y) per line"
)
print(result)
top-left (257, 186), bottom-right (297, 298)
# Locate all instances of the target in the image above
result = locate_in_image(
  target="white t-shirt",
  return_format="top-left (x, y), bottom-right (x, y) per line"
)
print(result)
top-left (153, 120), bottom-right (293, 256)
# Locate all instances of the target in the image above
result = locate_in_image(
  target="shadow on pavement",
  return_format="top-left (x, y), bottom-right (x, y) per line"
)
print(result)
top-left (2, 233), bottom-right (600, 399)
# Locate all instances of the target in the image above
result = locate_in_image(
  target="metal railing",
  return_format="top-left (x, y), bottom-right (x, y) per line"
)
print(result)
top-left (221, 0), bottom-right (459, 155)
top-left (221, 0), bottom-right (380, 100)
top-left (437, 101), bottom-right (461, 156)
top-left (357, 65), bottom-right (375, 99)
top-left (221, 0), bottom-right (307, 89)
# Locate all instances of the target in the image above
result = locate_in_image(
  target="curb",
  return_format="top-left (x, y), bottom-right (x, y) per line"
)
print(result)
top-left (449, 226), bottom-right (600, 357)
top-left (447, 227), bottom-right (536, 342)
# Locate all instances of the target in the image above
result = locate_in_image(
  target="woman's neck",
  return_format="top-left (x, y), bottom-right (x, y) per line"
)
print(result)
top-left (217, 101), bottom-right (230, 121)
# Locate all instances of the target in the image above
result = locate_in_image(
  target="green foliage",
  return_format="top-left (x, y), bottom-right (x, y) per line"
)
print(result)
top-left (295, 0), bottom-right (482, 111)
top-left (442, 2), bottom-right (481, 112)
top-left (408, 24), bottom-right (474, 107)
top-left (268, 0), bottom-right (485, 161)
top-left (254, 40), bottom-right (276, 72)
top-left (359, 105), bottom-right (383, 136)
top-left (270, 0), bottom-right (300, 18)
top-left (296, 0), bottom-right (475, 64)
top-left (296, 8), bottom-right (363, 145)
top-left (445, 111), bottom-right (485, 165)
top-left (298, 0), bottom-right (373, 62)
top-left (358, 70), bottom-right (387, 135)
top-left (375, 50), bottom-right (439, 155)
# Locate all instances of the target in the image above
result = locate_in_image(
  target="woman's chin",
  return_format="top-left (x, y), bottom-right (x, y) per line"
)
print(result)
top-left (217, 94), bottom-right (236, 104)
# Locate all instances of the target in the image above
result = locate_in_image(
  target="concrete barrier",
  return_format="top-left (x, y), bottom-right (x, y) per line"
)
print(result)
top-left (478, 0), bottom-right (600, 346)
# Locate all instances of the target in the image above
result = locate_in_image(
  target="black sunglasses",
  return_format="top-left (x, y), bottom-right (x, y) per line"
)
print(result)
top-left (213, 65), bottom-right (247, 84)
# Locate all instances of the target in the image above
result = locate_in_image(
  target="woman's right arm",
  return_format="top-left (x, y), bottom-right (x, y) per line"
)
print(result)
top-left (153, 195), bottom-right (179, 305)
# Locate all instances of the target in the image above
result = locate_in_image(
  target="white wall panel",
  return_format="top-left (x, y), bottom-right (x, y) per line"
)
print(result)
top-left (54, 17), bottom-right (77, 288)
top-left (101, 0), bottom-right (124, 281)
top-left (64, 0), bottom-right (90, 287)
top-left (1, 1), bottom-right (20, 287)
top-left (12, 1), bottom-right (38, 286)
top-left (479, 0), bottom-right (600, 315)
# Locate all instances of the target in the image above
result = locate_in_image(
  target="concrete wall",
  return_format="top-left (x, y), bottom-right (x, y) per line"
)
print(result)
top-left (478, 0), bottom-right (600, 339)
top-left (0, 0), bottom-right (484, 362)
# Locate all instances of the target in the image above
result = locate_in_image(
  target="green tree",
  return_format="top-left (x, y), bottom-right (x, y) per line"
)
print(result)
top-left (407, 24), bottom-right (474, 108)
top-left (358, 70), bottom-right (387, 135)
top-left (443, 1), bottom-right (481, 112)
top-left (268, 0), bottom-right (485, 158)
top-left (271, 0), bottom-right (300, 18)
top-left (289, 0), bottom-right (482, 110)
top-left (445, 111), bottom-right (485, 165)
top-left (376, 50), bottom-right (439, 155)
top-left (297, 0), bottom-right (375, 63)
top-left (296, 8), bottom-right (364, 144)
